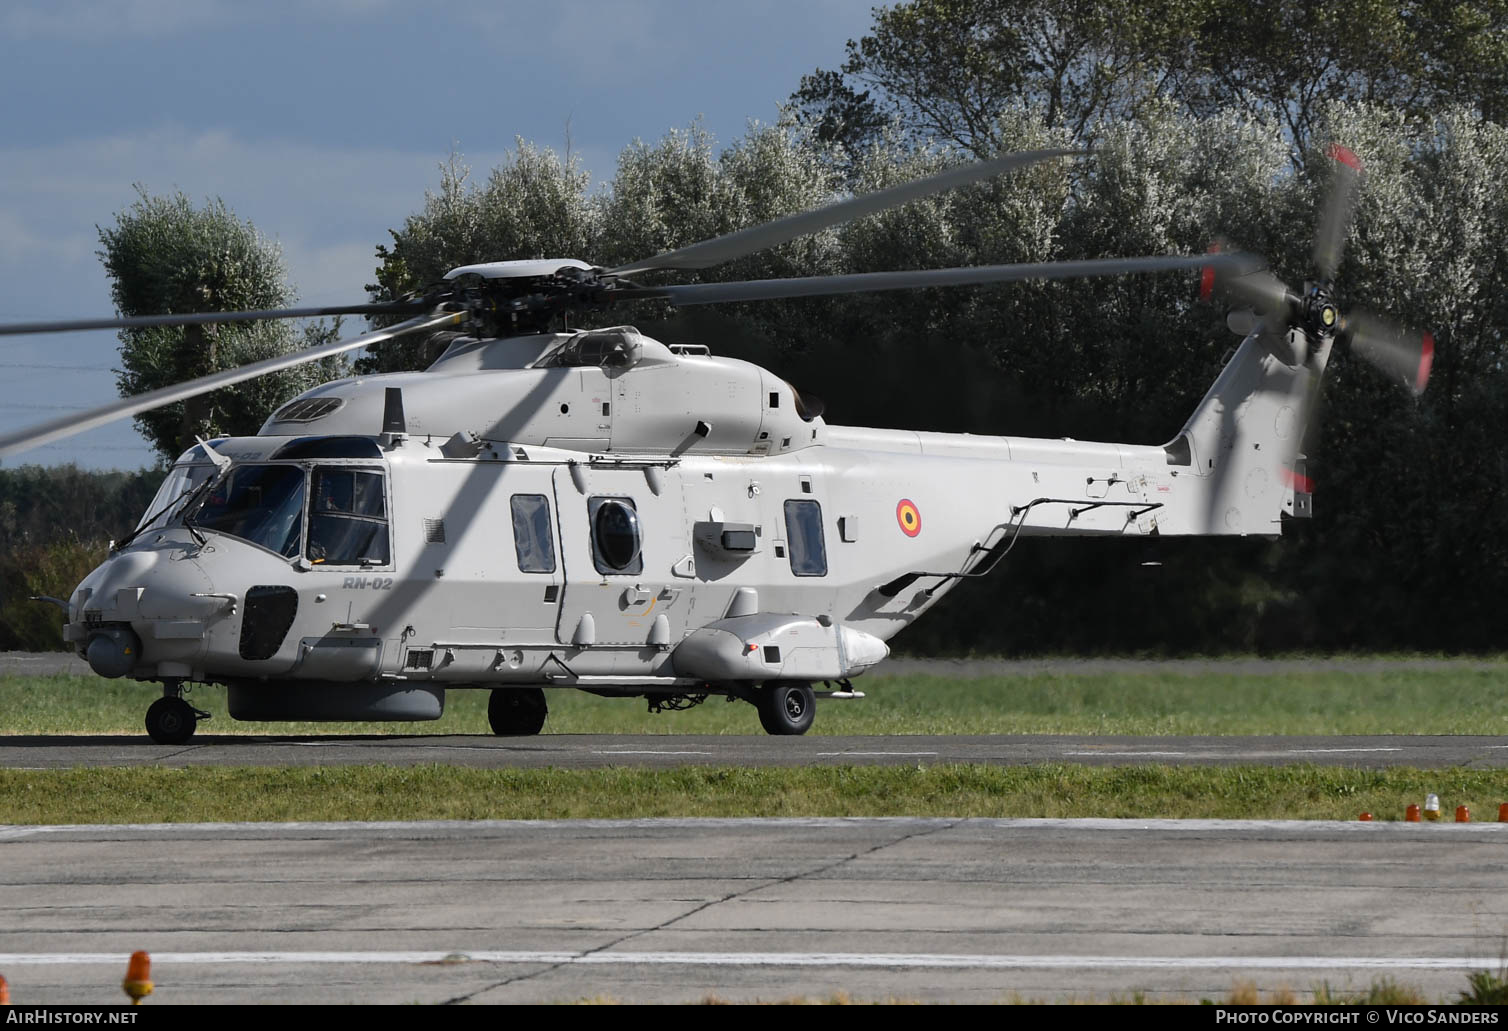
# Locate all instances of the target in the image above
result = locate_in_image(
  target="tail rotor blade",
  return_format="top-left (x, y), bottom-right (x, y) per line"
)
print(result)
top-left (1202, 250), bottom-right (1296, 320)
top-left (1341, 309), bottom-right (1433, 395)
top-left (1313, 144), bottom-right (1363, 282)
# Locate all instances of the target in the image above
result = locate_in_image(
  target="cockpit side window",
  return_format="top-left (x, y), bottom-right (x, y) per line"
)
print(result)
top-left (307, 466), bottom-right (390, 565)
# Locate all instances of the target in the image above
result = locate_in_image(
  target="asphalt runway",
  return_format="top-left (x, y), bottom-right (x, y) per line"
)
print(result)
top-left (2, 818), bottom-right (1506, 1005)
top-left (4, 732), bottom-right (1508, 769)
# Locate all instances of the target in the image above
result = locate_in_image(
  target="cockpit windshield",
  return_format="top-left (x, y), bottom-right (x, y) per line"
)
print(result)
top-left (157, 461), bottom-right (391, 564)
top-left (185, 465), bottom-right (306, 558)
top-left (135, 463), bottom-right (216, 533)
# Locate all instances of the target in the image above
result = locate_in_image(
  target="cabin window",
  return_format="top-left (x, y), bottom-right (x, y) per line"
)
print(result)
top-left (306, 467), bottom-right (390, 565)
top-left (783, 499), bottom-right (827, 576)
top-left (189, 464), bottom-right (306, 559)
top-left (510, 494), bottom-right (557, 573)
top-left (588, 496), bottom-right (642, 574)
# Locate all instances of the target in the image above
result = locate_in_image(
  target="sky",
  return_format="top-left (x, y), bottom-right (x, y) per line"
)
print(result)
top-left (0, 0), bottom-right (878, 471)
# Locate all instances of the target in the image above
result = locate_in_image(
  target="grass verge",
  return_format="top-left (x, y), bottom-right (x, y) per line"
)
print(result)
top-left (5, 763), bottom-right (1508, 824)
top-left (5, 665), bottom-right (1508, 736)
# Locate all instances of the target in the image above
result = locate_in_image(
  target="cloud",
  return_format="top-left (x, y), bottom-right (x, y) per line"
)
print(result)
top-left (0, 128), bottom-right (504, 467)
top-left (0, 128), bottom-right (522, 304)
top-left (0, 0), bottom-right (404, 39)
top-left (0, 0), bottom-right (237, 39)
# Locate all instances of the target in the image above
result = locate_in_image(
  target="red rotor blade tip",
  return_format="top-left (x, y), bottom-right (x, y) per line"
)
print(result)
top-left (1416, 332), bottom-right (1434, 394)
top-left (1327, 143), bottom-right (1363, 172)
top-left (1200, 265), bottom-right (1216, 301)
top-left (1200, 241), bottom-right (1222, 300)
top-left (1281, 467), bottom-right (1315, 494)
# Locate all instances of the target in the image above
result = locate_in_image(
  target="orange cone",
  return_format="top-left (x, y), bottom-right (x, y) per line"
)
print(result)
top-left (1358, 812), bottom-right (1373, 821)
top-left (1456, 806), bottom-right (1470, 823)
top-left (0, 974), bottom-right (9, 1005)
top-left (1406, 804), bottom-right (1421, 822)
top-left (122, 952), bottom-right (152, 1005)
top-left (1499, 803), bottom-right (1508, 823)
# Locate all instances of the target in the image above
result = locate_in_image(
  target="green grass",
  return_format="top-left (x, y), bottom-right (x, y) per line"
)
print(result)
top-left (6, 665), bottom-right (1508, 825)
top-left (4, 763), bottom-right (1508, 824)
top-left (5, 666), bottom-right (1508, 736)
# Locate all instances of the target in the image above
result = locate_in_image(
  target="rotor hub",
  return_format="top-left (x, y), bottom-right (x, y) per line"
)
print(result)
top-left (1302, 284), bottom-right (1340, 338)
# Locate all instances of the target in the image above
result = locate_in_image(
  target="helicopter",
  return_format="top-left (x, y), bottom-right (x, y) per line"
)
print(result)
top-left (0, 144), bottom-right (1431, 743)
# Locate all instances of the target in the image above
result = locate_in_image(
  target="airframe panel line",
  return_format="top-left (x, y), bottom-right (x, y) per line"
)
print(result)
top-left (0, 952), bottom-right (1502, 971)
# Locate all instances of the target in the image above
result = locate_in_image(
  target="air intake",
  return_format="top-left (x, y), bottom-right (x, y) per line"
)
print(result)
top-left (273, 397), bottom-right (343, 422)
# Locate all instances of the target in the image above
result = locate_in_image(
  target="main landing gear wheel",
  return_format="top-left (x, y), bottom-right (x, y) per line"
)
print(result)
top-left (488, 687), bottom-right (548, 736)
top-left (756, 681), bottom-right (815, 736)
top-left (145, 696), bottom-right (198, 745)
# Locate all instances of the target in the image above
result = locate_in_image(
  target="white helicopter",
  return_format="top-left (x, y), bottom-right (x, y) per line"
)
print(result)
top-left (0, 146), bottom-right (1430, 743)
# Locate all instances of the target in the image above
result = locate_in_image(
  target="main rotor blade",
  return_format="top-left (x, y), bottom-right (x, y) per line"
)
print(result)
top-left (615, 253), bottom-right (1246, 307)
top-left (1313, 144), bottom-right (1363, 283)
top-left (1341, 309), bottom-right (1433, 395)
top-left (0, 310), bottom-right (462, 461)
top-left (0, 301), bottom-right (429, 339)
top-left (607, 148), bottom-right (1086, 277)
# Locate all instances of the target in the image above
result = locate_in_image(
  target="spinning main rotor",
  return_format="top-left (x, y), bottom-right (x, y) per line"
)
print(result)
top-left (0, 144), bottom-right (1432, 461)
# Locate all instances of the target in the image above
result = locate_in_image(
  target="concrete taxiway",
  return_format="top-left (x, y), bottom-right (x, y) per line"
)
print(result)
top-left (2, 818), bottom-right (1506, 1005)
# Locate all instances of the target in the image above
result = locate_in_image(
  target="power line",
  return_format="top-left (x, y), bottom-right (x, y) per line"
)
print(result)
top-left (0, 362), bottom-right (116, 371)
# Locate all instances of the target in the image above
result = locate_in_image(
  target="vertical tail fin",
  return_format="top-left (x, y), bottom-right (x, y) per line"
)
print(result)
top-left (1164, 329), bottom-right (1331, 535)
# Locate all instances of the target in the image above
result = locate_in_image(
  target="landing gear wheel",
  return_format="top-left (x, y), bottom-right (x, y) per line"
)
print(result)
top-left (756, 682), bottom-right (815, 736)
top-left (488, 688), bottom-right (548, 736)
top-left (145, 696), bottom-right (197, 745)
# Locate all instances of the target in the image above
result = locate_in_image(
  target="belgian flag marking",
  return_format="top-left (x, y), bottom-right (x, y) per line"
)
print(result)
top-left (896, 499), bottom-right (921, 537)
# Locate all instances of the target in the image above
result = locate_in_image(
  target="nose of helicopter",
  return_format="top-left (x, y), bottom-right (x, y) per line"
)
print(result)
top-left (68, 541), bottom-right (218, 678)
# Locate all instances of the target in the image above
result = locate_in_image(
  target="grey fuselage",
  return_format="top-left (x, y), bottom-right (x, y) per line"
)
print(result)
top-left (64, 326), bottom-right (1318, 716)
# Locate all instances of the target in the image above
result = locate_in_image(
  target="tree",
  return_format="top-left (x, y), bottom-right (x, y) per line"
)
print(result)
top-left (97, 190), bottom-right (343, 460)
top-left (364, 124), bottom-right (845, 373)
top-left (362, 143), bottom-right (598, 374)
top-left (791, 0), bottom-right (1508, 163)
top-left (790, 0), bottom-right (1206, 158)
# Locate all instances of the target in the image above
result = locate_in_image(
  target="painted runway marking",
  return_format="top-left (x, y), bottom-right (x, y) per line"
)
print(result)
top-left (816, 751), bottom-right (939, 757)
top-left (594, 750), bottom-right (715, 756)
top-left (0, 951), bottom-right (1499, 971)
top-left (6, 817), bottom-right (1508, 842)
top-left (1286, 748), bottom-right (1403, 754)
top-left (1063, 751), bottom-right (1186, 757)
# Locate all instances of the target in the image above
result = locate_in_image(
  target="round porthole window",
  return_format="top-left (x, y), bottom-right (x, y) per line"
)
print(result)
top-left (593, 500), bottom-right (641, 571)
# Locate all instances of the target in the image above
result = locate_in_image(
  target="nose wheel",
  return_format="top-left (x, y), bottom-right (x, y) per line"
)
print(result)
top-left (145, 696), bottom-right (203, 745)
top-left (756, 681), bottom-right (815, 736)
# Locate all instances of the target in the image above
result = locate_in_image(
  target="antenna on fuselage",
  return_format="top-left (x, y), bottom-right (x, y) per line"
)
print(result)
top-left (381, 387), bottom-right (407, 447)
